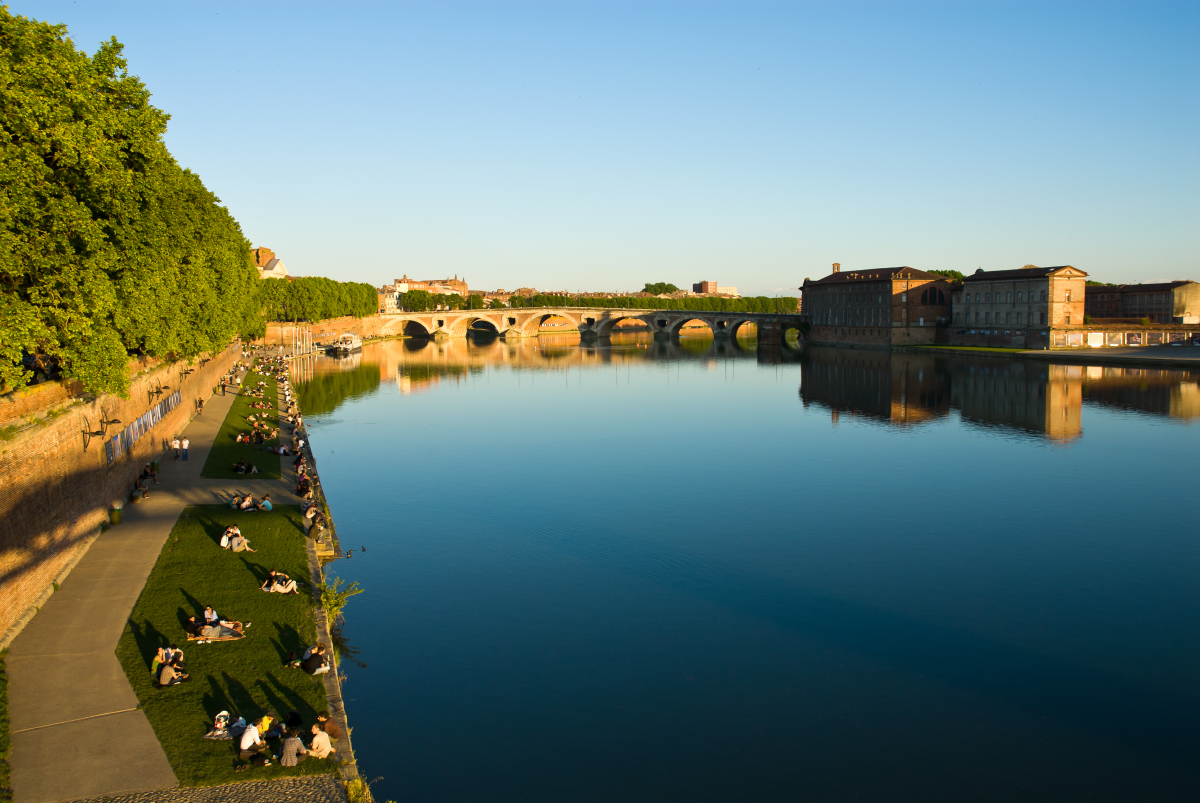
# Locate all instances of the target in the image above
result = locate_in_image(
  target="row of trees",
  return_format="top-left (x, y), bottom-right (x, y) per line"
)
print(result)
top-left (508, 293), bottom-right (799, 314)
top-left (258, 276), bottom-right (377, 322)
top-left (0, 10), bottom-right (378, 396)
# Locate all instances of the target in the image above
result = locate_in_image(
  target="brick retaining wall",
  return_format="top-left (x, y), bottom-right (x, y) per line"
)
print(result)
top-left (0, 344), bottom-right (242, 645)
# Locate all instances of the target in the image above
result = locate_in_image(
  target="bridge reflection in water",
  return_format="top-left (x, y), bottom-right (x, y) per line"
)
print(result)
top-left (291, 336), bottom-right (1200, 442)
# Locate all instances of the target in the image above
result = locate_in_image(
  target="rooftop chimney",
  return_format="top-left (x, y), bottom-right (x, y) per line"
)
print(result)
top-left (832, 263), bottom-right (841, 273)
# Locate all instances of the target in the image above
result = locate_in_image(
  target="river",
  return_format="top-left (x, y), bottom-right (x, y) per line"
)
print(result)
top-left (294, 333), bottom-right (1200, 802)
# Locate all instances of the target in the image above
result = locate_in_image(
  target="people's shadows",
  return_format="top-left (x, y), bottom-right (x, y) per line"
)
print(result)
top-left (240, 559), bottom-right (270, 586)
top-left (202, 674), bottom-right (237, 721)
top-left (179, 587), bottom-right (208, 622)
top-left (260, 670), bottom-right (320, 725)
top-left (271, 622), bottom-right (304, 663)
top-left (127, 618), bottom-right (170, 669)
top-left (222, 671), bottom-right (261, 719)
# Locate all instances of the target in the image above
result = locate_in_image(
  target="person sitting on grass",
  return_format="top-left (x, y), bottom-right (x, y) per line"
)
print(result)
top-left (239, 495), bottom-right (256, 511)
top-left (220, 525), bottom-right (241, 549)
top-left (303, 644), bottom-right (330, 675)
top-left (237, 717), bottom-right (275, 767)
top-left (233, 459), bottom-right (248, 473)
top-left (316, 710), bottom-right (342, 741)
top-left (257, 494), bottom-right (273, 512)
top-left (260, 570), bottom-right (299, 594)
top-left (307, 723), bottom-right (336, 760)
top-left (157, 653), bottom-right (190, 687)
top-left (150, 647), bottom-right (168, 678)
top-left (230, 531), bottom-right (256, 552)
top-left (280, 728), bottom-right (308, 766)
top-left (229, 494), bottom-right (243, 509)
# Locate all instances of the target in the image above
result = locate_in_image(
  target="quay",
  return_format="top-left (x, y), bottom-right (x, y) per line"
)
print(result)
top-left (4, 350), bottom-right (357, 803)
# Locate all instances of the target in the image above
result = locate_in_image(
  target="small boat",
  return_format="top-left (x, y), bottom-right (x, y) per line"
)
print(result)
top-left (329, 333), bottom-right (362, 355)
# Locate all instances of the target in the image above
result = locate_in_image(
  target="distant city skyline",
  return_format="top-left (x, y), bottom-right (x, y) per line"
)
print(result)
top-left (18, 1), bottom-right (1198, 295)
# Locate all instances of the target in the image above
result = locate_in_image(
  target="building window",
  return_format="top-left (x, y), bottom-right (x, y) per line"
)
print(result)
top-left (1005, 312), bottom-right (1011, 324)
top-left (985, 293), bottom-right (991, 303)
top-left (975, 293), bottom-right (981, 303)
top-left (1017, 292), bottom-right (1023, 302)
top-left (1065, 290), bottom-right (1071, 302)
top-left (1017, 312), bottom-right (1023, 324)
top-left (901, 293), bottom-right (907, 302)
top-left (975, 312), bottom-right (979, 324)
top-left (1041, 291), bottom-right (1047, 302)
top-left (1006, 292), bottom-right (1012, 302)
top-left (955, 312), bottom-right (961, 323)
top-left (1040, 312), bottom-right (1046, 324)
top-left (1066, 314), bottom-right (1071, 325)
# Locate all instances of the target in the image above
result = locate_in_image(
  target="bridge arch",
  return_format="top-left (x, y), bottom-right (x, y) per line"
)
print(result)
top-left (519, 311), bottom-right (579, 338)
top-left (669, 317), bottom-right (717, 337)
top-left (449, 314), bottom-right (502, 338)
top-left (595, 314), bottom-right (654, 337)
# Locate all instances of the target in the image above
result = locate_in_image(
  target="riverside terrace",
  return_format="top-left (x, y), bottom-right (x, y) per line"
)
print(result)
top-left (374, 306), bottom-right (807, 342)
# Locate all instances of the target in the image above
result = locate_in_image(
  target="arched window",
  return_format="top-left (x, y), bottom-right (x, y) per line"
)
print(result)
top-left (985, 293), bottom-right (991, 303)
top-left (920, 289), bottom-right (928, 304)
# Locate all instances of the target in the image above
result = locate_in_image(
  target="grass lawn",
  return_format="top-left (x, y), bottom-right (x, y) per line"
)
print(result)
top-left (116, 506), bottom-right (334, 786)
top-left (201, 365), bottom-right (283, 480)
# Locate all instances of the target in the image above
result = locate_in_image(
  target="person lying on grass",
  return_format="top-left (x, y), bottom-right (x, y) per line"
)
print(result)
top-left (185, 616), bottom-right (247, 641)
top-left (260, 570), bottom-right (299, 594)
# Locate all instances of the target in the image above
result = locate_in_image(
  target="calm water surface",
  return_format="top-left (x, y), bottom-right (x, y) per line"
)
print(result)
top-left (295, 334), bottom-right (1200, 802)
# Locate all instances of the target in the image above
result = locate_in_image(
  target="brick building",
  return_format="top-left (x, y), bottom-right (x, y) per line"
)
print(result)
top-left (801, 264), bottom-right (955, 347)
top-left (252, 246), bottom-right (288, 280)
top-left (693, 280), bottom-right (717, 294)
top-left (950, 265), bottom-right (1086, 348)
top-left (1084, 281), bottom-right (1200, 323)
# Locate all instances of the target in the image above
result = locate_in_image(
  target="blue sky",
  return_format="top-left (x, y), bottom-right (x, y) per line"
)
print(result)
top-left (17, 1), bottom-right (1198, 294)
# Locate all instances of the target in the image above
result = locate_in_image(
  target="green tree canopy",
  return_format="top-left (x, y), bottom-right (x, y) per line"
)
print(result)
top-left (0, 9), bottom-right (262, 395)
top-left (927, 269), bottom-right (965, 282)
top-left (258, 276), bottom-right (376, 322)
top-left (643, 282), bottom-right (679, 294)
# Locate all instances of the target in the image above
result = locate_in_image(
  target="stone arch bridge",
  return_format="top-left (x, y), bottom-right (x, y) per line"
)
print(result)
top-left (378, 307), bottom-right (805, 344)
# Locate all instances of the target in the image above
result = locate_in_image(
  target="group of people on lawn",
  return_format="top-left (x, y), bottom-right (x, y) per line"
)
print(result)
top-left (148, 353), bottom-right (341, 770)
top-left (233, 709), bottom-right (341, 768)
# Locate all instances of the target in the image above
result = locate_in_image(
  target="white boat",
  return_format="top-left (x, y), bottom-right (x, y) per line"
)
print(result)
top-left (330, 333), bottom-right (362, 354)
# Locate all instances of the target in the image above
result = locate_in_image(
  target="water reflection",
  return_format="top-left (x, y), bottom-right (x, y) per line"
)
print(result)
top-left (798, 348), bottom-right (1200, 440)
top-left (293, 338), bottom-right (1200, 440)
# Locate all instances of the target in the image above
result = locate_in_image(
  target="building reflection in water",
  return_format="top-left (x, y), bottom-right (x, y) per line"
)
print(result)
top-left (290, 336), bottom-right (1199, 440)
top-left (798, 347), bottom-right (1200, 441)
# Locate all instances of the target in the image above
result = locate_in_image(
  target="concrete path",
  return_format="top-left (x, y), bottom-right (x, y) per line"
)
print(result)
top-left (7, 369), bottom-right (299, 803)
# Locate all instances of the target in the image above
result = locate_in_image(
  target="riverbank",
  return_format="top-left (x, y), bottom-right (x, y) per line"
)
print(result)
top-left (901, 343), bottom-right (1200, 369)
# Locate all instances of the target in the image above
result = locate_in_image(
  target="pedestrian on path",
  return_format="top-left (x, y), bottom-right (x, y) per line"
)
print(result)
top-left (182, 437), bottom-right (190, 460)
top-left (172, 436), bottom-right (181, 460)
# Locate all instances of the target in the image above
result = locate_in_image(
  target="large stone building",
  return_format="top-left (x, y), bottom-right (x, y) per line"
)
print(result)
top-left (801, 264), bottom-right (955, 347)
top-left (252, 246), bottom-right (289, 280)
top-left (950, 265), bottom-right (1086, 348)
top-left (393, 275), bottom-right (469, 297)
top-left (1084, 281), bottom-right (1200, 323)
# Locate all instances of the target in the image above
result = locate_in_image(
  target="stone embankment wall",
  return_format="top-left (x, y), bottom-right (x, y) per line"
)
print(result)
top-left (0, 344), bottom-right (241, 646)
top-left (264, 315), bottom-right (387, 345)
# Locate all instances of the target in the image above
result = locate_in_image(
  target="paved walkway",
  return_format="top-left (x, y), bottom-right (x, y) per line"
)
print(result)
top-left (62, 776), bottom-right (346, 803)
top-left (7, 369), bottom-right (299, 803)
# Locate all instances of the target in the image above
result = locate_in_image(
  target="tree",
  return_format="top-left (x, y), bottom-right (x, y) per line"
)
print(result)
top-left (489, 298), bottom-right (506, 309)
top-left (928, 269), bottom-right (965, 282)
top-left (0, 9), bottom-right (261, 395)
top-left (465, 293), bottom-right (486, 310)
top-left (643, 282), bottom-right (679, 295)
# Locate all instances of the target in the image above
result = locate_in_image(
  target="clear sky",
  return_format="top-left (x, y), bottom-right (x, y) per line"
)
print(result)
top-left (17, 1), bottom-right (1199, 294)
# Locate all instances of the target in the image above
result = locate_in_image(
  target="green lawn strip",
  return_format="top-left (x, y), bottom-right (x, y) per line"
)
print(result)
top-left (0, 651), bottom-right (10, 803)
top-left (116, 506), bottom-right (332, 786)
top-left (200, 364), bottom-right (283, 479)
